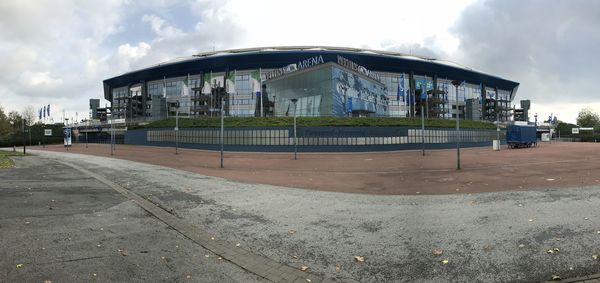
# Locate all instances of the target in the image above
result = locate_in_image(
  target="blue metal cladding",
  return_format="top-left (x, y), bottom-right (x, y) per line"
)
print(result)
top-left (103, 49), bottom-right (519, 101)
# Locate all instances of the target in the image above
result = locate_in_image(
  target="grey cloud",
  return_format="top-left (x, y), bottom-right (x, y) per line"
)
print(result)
top-left (452, 0), bottom-right (600, 104)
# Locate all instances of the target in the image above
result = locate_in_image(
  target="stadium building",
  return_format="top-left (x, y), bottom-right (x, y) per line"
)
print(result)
top-left (102, 46), bottom-right (519, 122)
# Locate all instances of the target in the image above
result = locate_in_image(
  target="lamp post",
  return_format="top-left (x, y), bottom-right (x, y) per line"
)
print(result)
top-left (495, 87), bottom-right (500, 150)
top-left (64, 118), bottom-right (69, 151)
top-left (534, 113), bottom-right (538, 142)
top-left (291, 98), bottom-right (298, 160)
top-left (451, 80), bottom-right (463, 170)
top-left (85, 123), bottom-right (88, 148)
top-left (110, 111), bottom-right (114, 156)
top-left (417, 89), bottom-right (425, 156)
top-left (219, 81), bottom-right (225, 168)
top-left (22, 119), bottom-right (27, 155)
top-left (42, 124), bottom-right (46, 148)
top-left (175, 100), bottom-right (180, 155)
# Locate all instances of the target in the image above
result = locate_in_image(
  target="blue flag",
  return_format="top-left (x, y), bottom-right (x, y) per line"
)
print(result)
top-left (47, 104), bottom-right (50, 117)
top-left (43, 105), bottom-right (46, 118)
top-left (39, 108), bottom-right (42, 120)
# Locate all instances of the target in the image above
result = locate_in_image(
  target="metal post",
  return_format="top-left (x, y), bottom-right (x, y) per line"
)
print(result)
top-left (85, 129), bottom-right (88, 148)
top-left (495, 87), bottom-right (500, 150)
top-left (421, 103), bottom-right (425, 156)
top-left (220, 94), bottom-right (224, 168)
top-left (452, 81), bottom-right (462, 170)
top-left (110, 113), bottom-right (114, 156)
top-left (22, 119), bottom-right (26, 155)
top-left (291, 98), bottom-right (298, 160)
top-left (175, 103), bottom-right (179, 155)
top-left (42, 126), bottom-right (45, 148)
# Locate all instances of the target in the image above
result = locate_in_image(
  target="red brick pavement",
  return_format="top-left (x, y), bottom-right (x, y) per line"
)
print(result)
top-left (36, 142), bottom-right (600, 195)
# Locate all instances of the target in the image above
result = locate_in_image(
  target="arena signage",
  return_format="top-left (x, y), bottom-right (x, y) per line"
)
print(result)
top-left (337, 56), bottom-right (381, 81)
top-left (264, 55), bottom-right (325, 80)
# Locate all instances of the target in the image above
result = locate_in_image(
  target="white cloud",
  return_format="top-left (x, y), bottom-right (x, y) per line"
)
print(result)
top-left (142, 14), bottom-right (184, 39)
top-left (20, 72), bottom-right (63, 87)
top-left (118, 42), bottom-right (152, 60)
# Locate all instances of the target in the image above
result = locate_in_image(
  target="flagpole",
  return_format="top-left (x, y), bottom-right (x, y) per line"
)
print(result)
top-left (259, 68), bottom-right (263, 117)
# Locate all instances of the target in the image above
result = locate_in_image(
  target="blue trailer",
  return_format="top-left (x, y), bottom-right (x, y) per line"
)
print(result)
top-left (506, 124), bottom-right (537, 148)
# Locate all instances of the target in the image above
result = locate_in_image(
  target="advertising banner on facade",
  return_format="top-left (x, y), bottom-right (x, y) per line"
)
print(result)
top-left (63, 127), bottom-right (72, 147)
top-left (44, 129), bottom-right (52, 136)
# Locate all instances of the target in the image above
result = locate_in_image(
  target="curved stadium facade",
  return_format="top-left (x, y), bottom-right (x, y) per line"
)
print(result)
top-left (103, 46), bottom-right (519, 122)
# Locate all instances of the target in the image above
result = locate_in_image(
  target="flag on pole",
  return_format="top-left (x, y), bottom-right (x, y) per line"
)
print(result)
top-left (251, 69), bottom-right (261, 98)
top-left (182, 73), bottom-right (190, 96)
top-left (39, 108), bottom-right (42, 120)
top-left (47, 104), bottom-right (50, 117)
top-left (202, 72), bottom-right (212, 94)
top-left (43, 105), bottom-right (46, 118)
top-left (226, 70), bottom-right (236, 94)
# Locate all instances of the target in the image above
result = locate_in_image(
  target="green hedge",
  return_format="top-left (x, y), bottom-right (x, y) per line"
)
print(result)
top-left (133, 117), bottom-right (498, 130)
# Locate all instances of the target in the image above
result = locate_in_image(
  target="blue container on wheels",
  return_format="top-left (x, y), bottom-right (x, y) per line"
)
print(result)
top-left (506, 124), bottom-right (537, 148)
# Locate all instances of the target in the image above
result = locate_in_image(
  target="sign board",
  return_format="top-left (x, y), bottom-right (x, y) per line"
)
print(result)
top-left (572, 128), bottom-right (580, 134)
top-left (347, 97), bottom-right (353, 114)
top-left (579, 127), bottom-right (594, 131)
top-left (63, 127), bottom-right (72, 147)
top-left (44, 129), bottom-right (52, 136)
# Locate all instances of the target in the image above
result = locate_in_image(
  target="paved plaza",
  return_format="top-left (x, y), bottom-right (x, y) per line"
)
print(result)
top-left (2, 143), bottom-right (600, 282)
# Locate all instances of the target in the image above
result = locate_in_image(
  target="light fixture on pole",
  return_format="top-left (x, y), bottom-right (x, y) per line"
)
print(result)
top-left (451, 80), bottom-right (464, 170)
top-left (219, 81), bottom-right (225, 168)
top-left (417, 89), bottom-right (425, 156)
top-left (424, 89), bottom-right (445, 156)
top-left (534, 113), bottom-right (538, 142)
top-left (175, 100), bottom-right (180, 155)
top-left (291, 98), bottom-right (298, 160)
top-left (64, 118), bottom-right (69, 151)
top-left (22, 118), bottom-right (27, 155)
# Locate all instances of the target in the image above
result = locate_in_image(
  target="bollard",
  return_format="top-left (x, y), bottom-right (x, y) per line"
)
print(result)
top-left (13, 145), bottom-right (16, 152)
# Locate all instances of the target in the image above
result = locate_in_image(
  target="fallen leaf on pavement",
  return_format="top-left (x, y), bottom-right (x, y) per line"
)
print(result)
top-left (432, 248), bottom-right (443, 256)
top-left (547, 249), bottom-right (554, 254)
top-left (335, 265), bottom-right (341, 272)
top-left (186, 275), bottom-right (191, 279)
top-left (292, 255), bottom-right (298, 259)
top-left (593, 254), bottom-right (598, 260)
top-left (546, 178), bottom-right (555, 181)
top-left (210, 237), bottom-right (215, 240)
top-left (518, 244), bottom-right (525, 248)
top-left (554, 248), bottom-right (560, 252)
top-left (528, 219), bottom-right (534, 222)
top-left (235, 243), bottom-right (240, 247)
top-left (306, 279), bottom-right (311, 282)
top-left (16, 264), bottom-right (23, 268)
top-left (43, 280), bottom-right (51, 283)
top-left (92, 273), bottom-right (97, 277)
top-left (551, 275), bottom-right (561, 280)
top-left (205, 255), bottom-right (209, 258)
top-left (585, 217), bottom-right (589, 220)
top-left (354, 256), bottom-right (365, 262)
top-left (288, 230), bottom-right (296, 235)
top-left (300, 266), bottom-right (309, 271)
top-left (441, 259), bottom-right (449, 264)
top-left (121, 250), bottom-right (129, 256)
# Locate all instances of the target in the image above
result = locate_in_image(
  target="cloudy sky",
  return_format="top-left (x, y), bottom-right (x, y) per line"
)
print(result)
top-left (1, 0), bottom-right (598, 123)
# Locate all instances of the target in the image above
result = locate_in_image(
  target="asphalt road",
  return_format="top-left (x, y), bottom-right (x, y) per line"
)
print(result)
top-left (0, 154), bottom-right (263, 282)
top-left (7, 149), bottom-right (598, 282)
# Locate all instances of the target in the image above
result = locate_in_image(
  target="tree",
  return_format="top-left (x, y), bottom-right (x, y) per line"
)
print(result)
top-left (8, 111), bottom-right (22, 135)
top-left (0, 105), bottom-right (11, 138)
top-left (576, 107), bottom-right (600, 128)
top-left (21, 106), bottom-right (36, 126)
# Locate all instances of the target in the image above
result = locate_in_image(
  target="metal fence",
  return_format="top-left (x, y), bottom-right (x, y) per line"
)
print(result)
top-left (127, 126), bottom-right (504, 152)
